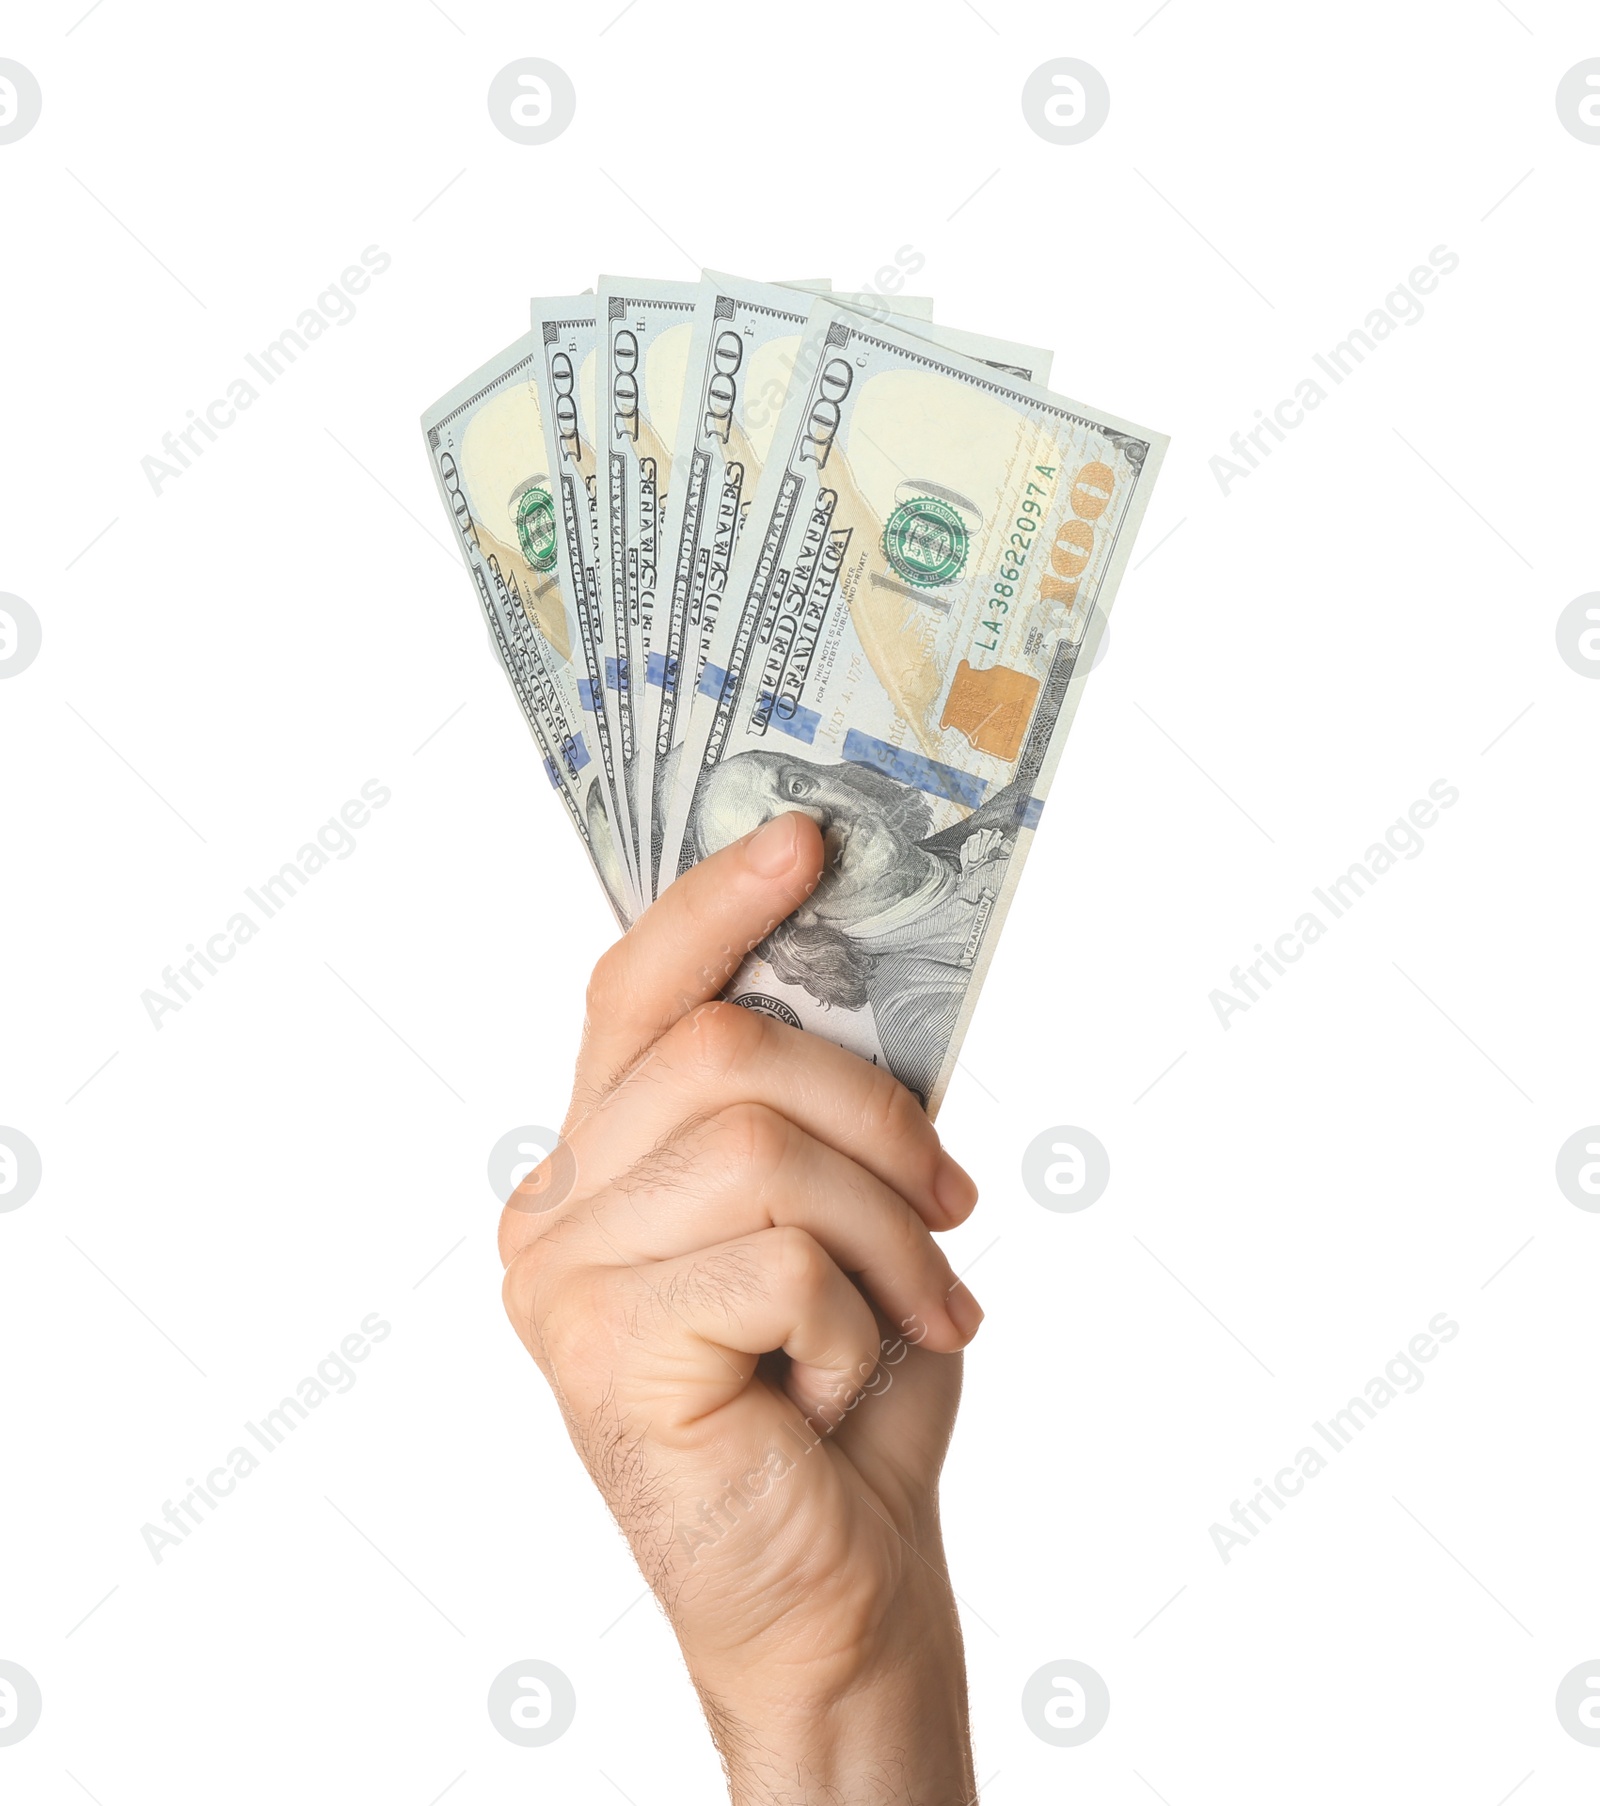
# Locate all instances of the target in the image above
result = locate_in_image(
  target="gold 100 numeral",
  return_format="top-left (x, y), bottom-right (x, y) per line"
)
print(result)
top-left (1037, 461), bottom-right (1114, 607)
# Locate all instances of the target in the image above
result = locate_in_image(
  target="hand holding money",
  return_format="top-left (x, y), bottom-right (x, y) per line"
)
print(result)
top-left (423, 272), bottom-right (1167, 1108)
top-left (498, 812), bottom-right (982, 1800)
top-left (437, 268), bottom-right (1166, 1798)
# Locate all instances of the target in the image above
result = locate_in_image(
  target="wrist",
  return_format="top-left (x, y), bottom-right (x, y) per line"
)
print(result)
top-left (697, 1578), bottom-right (976, 1804)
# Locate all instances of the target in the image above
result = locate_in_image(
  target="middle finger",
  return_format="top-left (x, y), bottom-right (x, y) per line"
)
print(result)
top-left (561, 1102), bottom-right (980, 1352)
top-left (564, 1001), bottom-right (977, 1230)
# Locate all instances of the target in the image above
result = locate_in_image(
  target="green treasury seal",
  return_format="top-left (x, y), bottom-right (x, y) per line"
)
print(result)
top-left (516, 485), bottom-right (558, 573)
top-left (881, 495), bottom-right (969, 588)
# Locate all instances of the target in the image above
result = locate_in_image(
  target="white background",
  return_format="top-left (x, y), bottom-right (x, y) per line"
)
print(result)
top-left (2, 1), bottom-right (1597, 1799)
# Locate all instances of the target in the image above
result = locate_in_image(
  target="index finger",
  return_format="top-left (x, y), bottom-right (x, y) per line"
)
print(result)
top-left (569, 811), bottom-right (825, 1120)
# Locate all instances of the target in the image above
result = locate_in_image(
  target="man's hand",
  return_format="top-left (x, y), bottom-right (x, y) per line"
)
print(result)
top-left (499, 812), bottom-right (982, 1802)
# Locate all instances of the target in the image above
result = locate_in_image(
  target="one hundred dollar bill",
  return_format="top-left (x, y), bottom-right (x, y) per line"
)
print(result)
top-left (596, 276), bottom-right (700, 888)
top-left (659, 303), bottom-right (1166, 1112)
top-left (594, 276), bottom-right (932, 892)
top-left (645, 274), bottom-right (818, 894)
top-left (529, 295), bottom-right (641, 905)
top-left (767, 283), bottom-right (933, 311)
top-left (834, 291), bottom-right (934, 320)
top-left (421, 334), bottom-right (637, 925)
top-left (649, 274), bottom-right (1049, 897)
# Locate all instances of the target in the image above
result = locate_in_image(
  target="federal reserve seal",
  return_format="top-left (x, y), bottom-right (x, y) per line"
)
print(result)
top-left (516, 486), bottom-right (558, 572)
top-left (882, 496), bottom-right (969, 588)
top-left (733, 993), bottom-right (802, 1028)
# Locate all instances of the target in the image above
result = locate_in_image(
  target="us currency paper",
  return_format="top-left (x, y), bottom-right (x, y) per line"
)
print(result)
top-left (645, 273), bottom-right (821, 893)
top-left (772, 283), bottom-right (935, 313)
top-left (648, 272), bottom-right (1048, 895)
top-left (528, 295), bottom-right (641, 907)
top-left (596, 276), bottom-right (700, 887)
top-left (660, 303), bottom-right (1167, 1112)
top-left (593, 276), bottom-right (931, 888)
top-left (834, 292), bottom-right (934, 320)
top-left (421, 334), bottom-right (636, 926)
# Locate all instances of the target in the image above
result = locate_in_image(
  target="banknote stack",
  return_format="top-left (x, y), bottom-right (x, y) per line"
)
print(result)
top-left (422, 273), bottom-right (1167, 1114)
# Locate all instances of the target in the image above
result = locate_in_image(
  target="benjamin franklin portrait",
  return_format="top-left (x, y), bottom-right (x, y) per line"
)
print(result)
top-left (686, 751), bottom-right (1032, 1104)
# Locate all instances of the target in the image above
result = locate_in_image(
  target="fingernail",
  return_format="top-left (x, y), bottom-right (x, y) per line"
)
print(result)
top-left (745, 812), bottom-right (799, 876)
top-left (935, 1152), bottom-right (979, 1220)
top-left (946, 1281), bottom-right (984, 1341)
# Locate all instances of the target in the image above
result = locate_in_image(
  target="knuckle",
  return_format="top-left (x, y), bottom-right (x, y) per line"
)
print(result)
top-left (583, 942), bottom-right (632, 1025)
top-left (675, 999), bottom-right (761, 1083)
top-left (500, 1247), bottom-right (550, 1362)
top-left (497, 1155), bottom-right (580, 1265)
top-left (501, 1227), bottom-right (548, 1301)
top-left (513, 1252), bottom-right (605, 1368)
top-left (713, 1100), bottom-right (793, 1187)
top-left (498, 1210), bottom-right (583, 1324)
top-left (769, 1223), bottom-right (828, 1295)
top-left (860, 1066), bottom-right (925, 1147)
top-left (496, 1205), bottom-right (527, 1271)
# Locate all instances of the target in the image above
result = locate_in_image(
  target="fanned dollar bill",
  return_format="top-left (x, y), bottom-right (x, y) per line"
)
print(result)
top-left (597, 277), bottom-right (701, 886)
top-left (648, 273), bottom-right (1049, 895)
top-left (834, 292), bottom-right (934, 320)
top-left (659, 301), bottom-right (1167, 1112)
top-left (594, 277), bottom-right (934, 890)
top-left (421, 334), bottom-right (636, 925)
top-left (645, 274), bottom-right (818, 894)
top-left (765, 281), bottom-right (933, 312)
top-left (528, 295), bottom-right (641, 907)
top-left (423, 274), bottom-right (1168, 1112)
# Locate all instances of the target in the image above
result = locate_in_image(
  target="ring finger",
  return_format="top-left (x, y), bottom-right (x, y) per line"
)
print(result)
top-left (550, 1103), bottom-right (981, 1352)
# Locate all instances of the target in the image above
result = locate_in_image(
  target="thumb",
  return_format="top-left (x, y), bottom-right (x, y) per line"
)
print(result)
top-left (567, 812), bottom-right (825, 1117)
